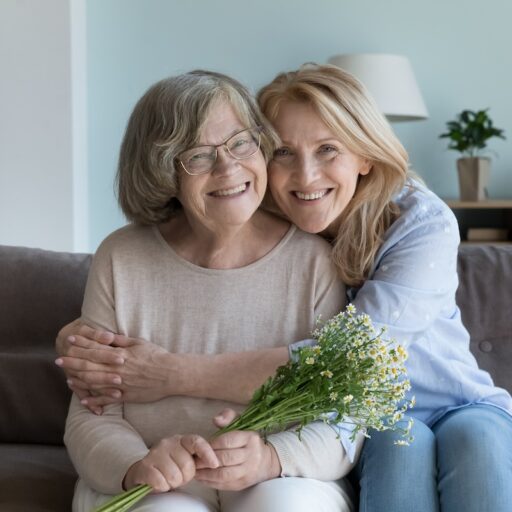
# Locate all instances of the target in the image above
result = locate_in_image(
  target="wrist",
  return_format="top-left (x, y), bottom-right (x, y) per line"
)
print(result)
top-left (164, 352), bottom-right (211, 398)
top-left (266, 442), bottom-right (282, 480)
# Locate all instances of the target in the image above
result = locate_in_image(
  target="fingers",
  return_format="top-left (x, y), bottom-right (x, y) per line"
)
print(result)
top-left (180, 434), bottom-right (219, 469)
top-left (78, 324), bottom-right (115, 346)
top-left (150, 449), bottom-right (188, 490)
top-left (67, 337), bottom-right (126, 364)
top-left (212, 408), bottom-right (238, 429)
top-left (69, 387), bottom-right (104, 416)
top-left (76, 324), bottom-right (143, 349)
top-left (195, 447), bottom-right (246, 469)
top-left (64, 369), bottom-right (122, 388)
top-left (209, 430), bottom-right (255, 450)
top-left (195, 465), bottom-right (245, 490)
top-left (126, 460), bottom-right (170, 493)
top-left (77, 393), bottom-right (120, 409)
top-left (110, 333), bottom-right (142, 348)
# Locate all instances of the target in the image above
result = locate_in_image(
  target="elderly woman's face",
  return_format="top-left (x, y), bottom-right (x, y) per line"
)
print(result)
top-left (268, 101), bottom-right (371, 235)
top-left (177, 100), bottom-right (267, 233)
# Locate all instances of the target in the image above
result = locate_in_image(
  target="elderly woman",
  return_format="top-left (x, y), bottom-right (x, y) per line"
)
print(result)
top-left (64, 70), bottom-right (358, 512)
top-left (58, 64), bottom-right (512, 512)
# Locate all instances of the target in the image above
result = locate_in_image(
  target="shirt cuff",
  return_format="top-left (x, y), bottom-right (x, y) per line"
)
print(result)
top-left (288, 338), bottom-right (316, 361)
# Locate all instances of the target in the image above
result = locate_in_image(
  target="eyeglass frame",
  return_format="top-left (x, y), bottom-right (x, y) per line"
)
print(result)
top-left (177, 126), bottom-right (263, 176)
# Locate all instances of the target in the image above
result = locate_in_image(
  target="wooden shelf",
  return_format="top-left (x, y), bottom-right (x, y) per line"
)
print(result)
top-left (444, 199), bottom-right (512, 209)
top-left (460, 241), bottom-right (512, 246)
top-left (443, 199), bottom-right (512, 244)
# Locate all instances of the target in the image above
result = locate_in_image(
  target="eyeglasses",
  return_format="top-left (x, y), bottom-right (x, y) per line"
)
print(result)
top-left (178, 127), bottom-right (262, 176)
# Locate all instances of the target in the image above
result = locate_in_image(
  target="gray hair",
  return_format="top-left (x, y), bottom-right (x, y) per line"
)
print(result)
top-left (116, 70), bottom-right (279, 224)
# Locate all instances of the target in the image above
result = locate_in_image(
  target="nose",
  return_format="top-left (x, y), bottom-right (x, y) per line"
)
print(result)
top-left (212, 146), bottom-right (240, 177)
top-left (294, 152), bottom-right (322, 186)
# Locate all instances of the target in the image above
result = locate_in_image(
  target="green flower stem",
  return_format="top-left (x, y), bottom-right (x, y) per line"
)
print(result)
top-left (92, 484), bottom-right (151, 512)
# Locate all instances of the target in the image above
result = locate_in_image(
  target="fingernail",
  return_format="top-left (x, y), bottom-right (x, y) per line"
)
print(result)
top-left (111, 390), bottom-right (121, 398)
top-left (66, 379), bottom-right (73, 386)
top-left (67, 336), bottom-right (75, 343)
top-left (112, 377), bottom-right (122, 385)
top-left (114, 357), bottom-right (125, 365)
top-left (55, 358), bottom-right (63, 366)
top-left (80, 399), bottom-right (88, 405)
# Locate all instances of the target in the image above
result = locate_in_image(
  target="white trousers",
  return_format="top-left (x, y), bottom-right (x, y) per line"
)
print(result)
top-left (74, 476), bottom-right (354, 512)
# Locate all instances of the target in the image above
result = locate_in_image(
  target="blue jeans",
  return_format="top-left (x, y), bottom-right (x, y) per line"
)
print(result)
top-left (353, 404), bottom-right (512, 512)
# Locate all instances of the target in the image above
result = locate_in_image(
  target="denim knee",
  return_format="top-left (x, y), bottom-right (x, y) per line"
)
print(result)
top-left (434, 404), bottom-right (512, 512)
top-left (434, 404), bottom-right (512, 472)
top-left (355, 417), bottom-right (438, 512)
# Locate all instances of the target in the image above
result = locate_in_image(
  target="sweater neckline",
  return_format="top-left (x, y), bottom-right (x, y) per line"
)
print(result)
top-left (151, 223), bottom-right (297, 275)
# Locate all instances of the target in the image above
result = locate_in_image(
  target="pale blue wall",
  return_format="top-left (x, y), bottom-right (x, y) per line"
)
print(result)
top-left (87, 0), bottom-right (512, 250)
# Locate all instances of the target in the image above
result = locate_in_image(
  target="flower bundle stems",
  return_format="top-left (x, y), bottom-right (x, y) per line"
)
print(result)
top-left (91, 305), bottom-right (413, 511)
top-left (92, 484), bottom-right (152, 512)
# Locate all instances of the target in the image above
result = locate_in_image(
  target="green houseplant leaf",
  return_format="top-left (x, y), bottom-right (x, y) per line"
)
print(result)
top-left (440, 108), bottom-right (505, 158)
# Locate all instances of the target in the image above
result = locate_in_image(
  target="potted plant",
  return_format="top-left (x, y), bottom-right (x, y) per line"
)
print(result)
top-left (440, 109), bottom-right (505, 201)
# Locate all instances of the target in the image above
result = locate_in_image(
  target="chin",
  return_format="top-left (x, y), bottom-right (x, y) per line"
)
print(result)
top-left (294, 218), bottom-right (329, 235)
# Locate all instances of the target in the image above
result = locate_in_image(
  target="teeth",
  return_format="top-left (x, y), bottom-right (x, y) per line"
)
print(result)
top-left (295, 190), bottom-right (327, 201)
top-left (212, 183), bottom-right (247, 197)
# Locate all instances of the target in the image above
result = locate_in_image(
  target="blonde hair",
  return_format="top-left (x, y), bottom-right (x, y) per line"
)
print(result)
top-left (258, 63), bottom-right (411, 286)
top-left (117, 70), bottom-right (279, 224)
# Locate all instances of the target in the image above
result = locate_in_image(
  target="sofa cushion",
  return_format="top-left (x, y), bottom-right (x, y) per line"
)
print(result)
top-left (457, 245), bottom-right (512, 393)
top-left (0, 245), bottom-right (91, 444)
top-left (0, 444), bottom-right (76, 512)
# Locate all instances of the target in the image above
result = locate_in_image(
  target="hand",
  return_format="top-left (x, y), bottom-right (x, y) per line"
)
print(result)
top-left (55, 322), bottom-right (127, 414)
top-left (123, 434), bottom-right (220, 493)
top-left (195, 409), bottom-right (282, 490)
top-left (56, 324), bottom-right (188, 409)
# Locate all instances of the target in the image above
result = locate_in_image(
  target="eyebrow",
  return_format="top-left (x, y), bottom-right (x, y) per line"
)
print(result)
top-left (279, 137), bottom-right (341, 146)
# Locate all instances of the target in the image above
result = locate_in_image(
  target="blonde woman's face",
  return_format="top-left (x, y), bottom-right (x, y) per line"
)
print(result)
top-left (268, 101), bottom-right (371, 236)
top-left (177, 100), bottom-right (267, 233)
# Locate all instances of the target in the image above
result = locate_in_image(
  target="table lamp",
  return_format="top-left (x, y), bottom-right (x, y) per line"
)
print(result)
top-left (328, 53), bottom-right (428, 122)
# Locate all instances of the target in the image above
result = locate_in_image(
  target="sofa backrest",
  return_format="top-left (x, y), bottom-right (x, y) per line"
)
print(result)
top-left (0, 245), bottom-right (91, 444)
top-left (0, 243), bottom-right (510, 445)
top-left (456, 245), bottom-right (512, 394)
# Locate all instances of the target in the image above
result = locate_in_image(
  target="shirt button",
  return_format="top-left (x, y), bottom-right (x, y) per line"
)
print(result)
top-left (479, 341), bottom-right (493, 353)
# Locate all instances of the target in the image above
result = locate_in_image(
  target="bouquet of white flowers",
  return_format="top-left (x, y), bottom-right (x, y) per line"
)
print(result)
top-left (92, 305), bottom-right (414, 512)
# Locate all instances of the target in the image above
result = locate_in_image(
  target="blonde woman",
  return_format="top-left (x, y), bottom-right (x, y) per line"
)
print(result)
top-left (57, 64), bottom-right (512, 512)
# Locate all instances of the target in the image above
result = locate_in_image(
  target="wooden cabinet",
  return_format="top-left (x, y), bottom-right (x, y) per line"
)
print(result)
top-left (444, 200), bottom-right (512, 244)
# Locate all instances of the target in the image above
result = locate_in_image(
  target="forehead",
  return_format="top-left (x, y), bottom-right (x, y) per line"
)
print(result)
top-left (198, 99), bottom-right (247, 145)
top-left (271, 101), bottom-right (336, 142)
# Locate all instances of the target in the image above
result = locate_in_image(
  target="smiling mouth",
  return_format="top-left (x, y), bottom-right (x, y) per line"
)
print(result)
top-left (293, 189), bottom-right (330, 201)
top-left (209, 182), bottom-right (249, 198)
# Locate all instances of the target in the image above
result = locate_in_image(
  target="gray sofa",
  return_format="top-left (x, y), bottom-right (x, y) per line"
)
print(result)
top-left (0, 243), bottom-right (511, 511)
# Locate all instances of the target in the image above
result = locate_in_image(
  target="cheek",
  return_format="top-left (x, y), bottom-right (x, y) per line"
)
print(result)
top-left (267, 166), bottom-right (286, 198)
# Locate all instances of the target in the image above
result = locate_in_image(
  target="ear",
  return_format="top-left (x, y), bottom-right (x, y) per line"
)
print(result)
top-left (359, 159), bottom-right (372, 176)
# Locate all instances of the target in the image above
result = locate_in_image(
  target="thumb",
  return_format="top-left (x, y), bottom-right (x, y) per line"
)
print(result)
top-left (212, 408), bottom-right (238, 428)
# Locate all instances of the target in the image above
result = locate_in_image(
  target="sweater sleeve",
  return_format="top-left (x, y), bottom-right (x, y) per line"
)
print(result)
top-left (267, 421), bottom-right (364, 480)
top-left (63, 237), bottom-right (149, 494)
top-left (64, 397), bottom-right (149, 494)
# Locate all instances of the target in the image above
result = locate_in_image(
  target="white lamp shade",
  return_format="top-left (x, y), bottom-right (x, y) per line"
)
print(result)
top-left (328, 53), bottom-right (429, 122)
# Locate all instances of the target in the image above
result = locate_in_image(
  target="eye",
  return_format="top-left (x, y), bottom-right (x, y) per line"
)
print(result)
top-left (318, 144), bottom-right (339, 154)
top-left (189, 151), bottom-right (214, 162)
top-left (273, 147), bottom-right (293, 159)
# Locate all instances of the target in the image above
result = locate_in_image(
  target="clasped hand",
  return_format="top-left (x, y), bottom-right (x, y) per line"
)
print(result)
top-left (124, 410), bottom-right (281, 493)
top-left (55, 321), bottom-right (177, 414)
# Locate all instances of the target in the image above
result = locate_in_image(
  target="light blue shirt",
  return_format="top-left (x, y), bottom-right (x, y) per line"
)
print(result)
top-left (348, 181), bottom-right (512, 426)
top-left (292, 180), bottom-right (512, 458)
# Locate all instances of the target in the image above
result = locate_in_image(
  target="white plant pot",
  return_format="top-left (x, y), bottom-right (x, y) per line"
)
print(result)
top-left (457, 157), bottom-right (491, 201)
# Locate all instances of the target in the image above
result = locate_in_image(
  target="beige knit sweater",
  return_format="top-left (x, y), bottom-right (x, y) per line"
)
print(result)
top-left (64, 223), bottom-right (362, 495)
